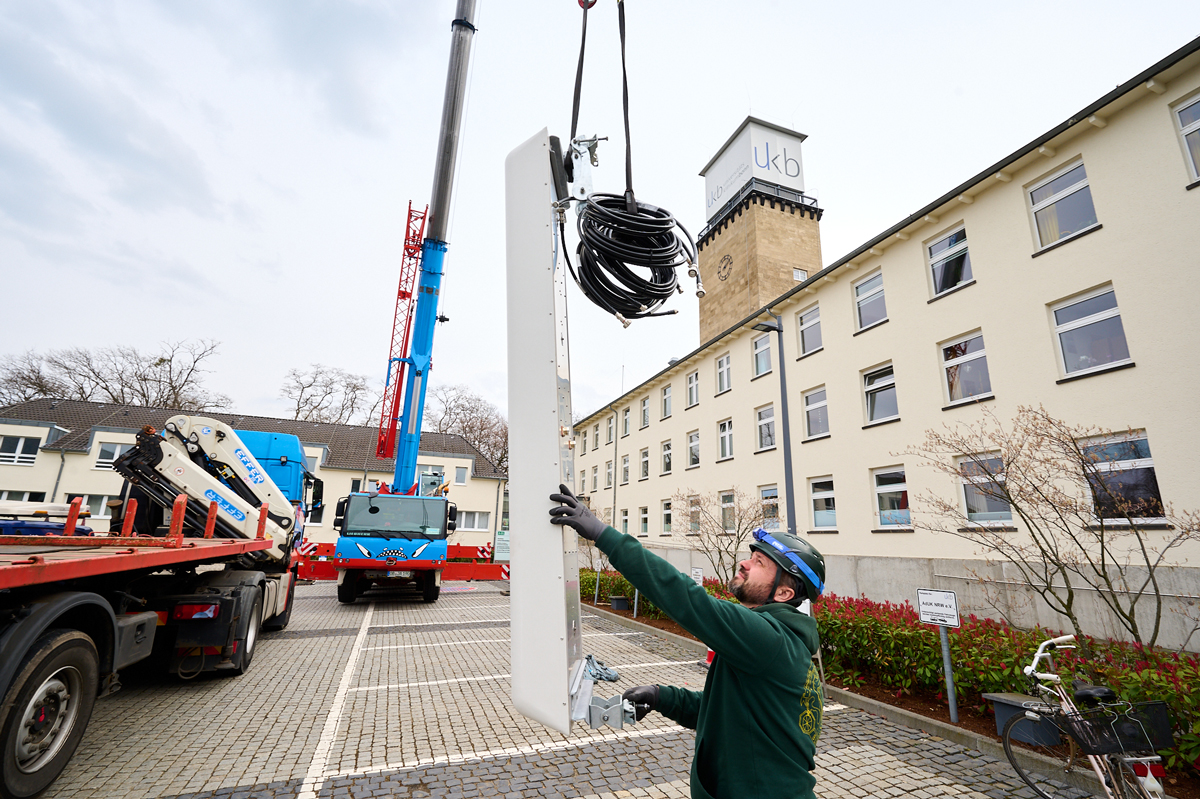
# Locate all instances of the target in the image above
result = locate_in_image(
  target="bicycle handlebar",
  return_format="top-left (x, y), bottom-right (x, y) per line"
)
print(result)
top-left (1050, 634), bottom-right (1076, 645)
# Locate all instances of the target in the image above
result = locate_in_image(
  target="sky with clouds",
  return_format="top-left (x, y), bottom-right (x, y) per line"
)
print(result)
top-left (1, 1), bottom-right (1197, 423)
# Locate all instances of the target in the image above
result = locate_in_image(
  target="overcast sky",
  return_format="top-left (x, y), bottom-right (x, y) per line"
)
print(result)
top-left (2, 2), bottom-right (1197, 423)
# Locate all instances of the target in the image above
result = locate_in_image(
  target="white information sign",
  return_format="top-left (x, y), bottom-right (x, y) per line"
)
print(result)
top-left (917, 589), bottom-right (960, 628)
top-left (493, 528), bottom-right (510, 563)
top-left (690, 567), bottom-right (704, 587)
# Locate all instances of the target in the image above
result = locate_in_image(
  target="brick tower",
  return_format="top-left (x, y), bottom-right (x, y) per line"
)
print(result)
top-left (696, 117), bottom-right (824, 342)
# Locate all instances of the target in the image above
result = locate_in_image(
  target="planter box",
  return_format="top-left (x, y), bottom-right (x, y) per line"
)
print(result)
top-left (610, 596), bottom-right (629, 611)
top-left (983, 692), bottom-right (1062, 746)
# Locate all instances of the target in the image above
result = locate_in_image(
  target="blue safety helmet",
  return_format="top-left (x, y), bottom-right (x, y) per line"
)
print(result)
top-left (750, 528), bottom-right (826, 604)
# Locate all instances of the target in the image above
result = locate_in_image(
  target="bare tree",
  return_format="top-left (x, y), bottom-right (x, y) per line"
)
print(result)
top-left (0, 340), bottom-right (231, 411)
top-left (672, 487), bottom-right (769, 585)
top-left (280, 365), bottom-right (374, 425)
top-left (909, 404), bottom-right (1200, 651)
top-left (424, 384), bottom-right (508, 471)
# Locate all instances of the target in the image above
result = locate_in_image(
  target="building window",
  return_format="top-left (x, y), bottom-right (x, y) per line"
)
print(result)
top-left (0, 436), bottom-right (40, 466)
top-left (942, 333), bottom-right (992, 403)
top-left (959, 455), bottom-right (1012, 525)
top-left (756, 405), bottom-right (775, 449)
top-left (66, 494), bottom-right (116, 519)
top-left (661, 440), bottom-right (672, 474)
top-left (607, 416), bottom-right (614, 443)
top-left (686, 371), bottom-right (699, 407)
top-left (716, 354), bottom-right (731, 394)
top-left (810, 478), bottom-right (836, 530)
top-left (760, 485), bottom-right (779, 531)
top-left (1178, 95), bottom-right (1200, 180)
top-left (95, 442), bottom-right (132, 470)
top-left (688, 495), bottom-right (701, 533)
top-left (1030, 162), bottom-right (1098, 248)
top-left (605, 460), bottom-right (613, 488)
top-left (637, 506), bottom-right (649, 536)
top-left (720, 491), bottom-right (735, 532)
top-left (793, 268), bottom-right (808, 281)
top-left (622, 408), bottom-right (630, 436)
top-left (1082, 433), bottom-right (1164, 521)
top-left (718, 419), bottom-right (733, 460)
top-left (350, 478), bottom-right (362, 493)
top-left (619, 455), bottom-right (629, 484)
top-left (593, 424), bottom-right (600, 449)
top-left (502, 490), bottom-right (510, 531)
top-left (458, 511), bottom-right (491, 530)
top-left (928, 228), bottom-right (972, 296)
top-left (581, 472), bottom-right (587, 495)
top-left (661, 501), bottom-right (672, 534)
top-left (804, 388), bottom-right (828, 438)
top-left (455, 466), bottom-right (468, 485)
top-left (752, 334), bottom-right (771, 376)
top-left (1052, 287), bottom-right (1131, 376)
top-left (854, 272), bottom-right (887, 330)
top-left (579, 432), bottom-right (586, 454)
top-left (591, 466), bottom-right (598, 491)
top-left (640, 448), bottom-right (649, 479)
top-left (874, 468), bottom-right (910, 528)
top-left (0, 490), bottom-right (46, 502)
top-left (797, 305), bottom-right (821, 355)
top-left (687, 431), bottom-right (700, 467)
top-left (662, 385), bottom-right (672, 418)
top-left (640, 398), bottom-right (650, 428)
top-left (864, 365), bottom-right (898, 423)
top-left (621, 509), bottom-right (629, 534)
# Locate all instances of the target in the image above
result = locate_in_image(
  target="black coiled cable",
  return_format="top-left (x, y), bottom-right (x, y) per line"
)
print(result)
top-left (561, 0), bottom-right (701, 326)
top-left (564, 194), bottom-right (696, 323)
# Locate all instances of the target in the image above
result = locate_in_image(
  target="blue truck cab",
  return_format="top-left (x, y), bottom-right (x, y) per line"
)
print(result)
top-left (235, 430), bottom-right (323, 528)
top-left (331, 491), bottom-right (455, 604)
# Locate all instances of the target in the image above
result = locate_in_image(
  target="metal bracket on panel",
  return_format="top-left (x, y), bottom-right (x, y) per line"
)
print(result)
top-left (569, 135), bottom-right (606, 201)
top-left (586, 695), bottom-right (637, 730)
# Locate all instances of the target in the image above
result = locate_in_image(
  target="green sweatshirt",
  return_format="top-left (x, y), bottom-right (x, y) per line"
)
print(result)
top-left (597, 527), bottom-right (822, 799)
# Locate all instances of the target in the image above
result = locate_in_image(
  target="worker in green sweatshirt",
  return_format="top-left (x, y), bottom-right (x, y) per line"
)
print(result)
top-left (549, 484), bottom-right (826, 799)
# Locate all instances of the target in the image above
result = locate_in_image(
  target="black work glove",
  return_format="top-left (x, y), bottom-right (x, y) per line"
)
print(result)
top-left (549, 483), bottom-right (607, 541)
top-left (623, 684), bottom-right (660, 721)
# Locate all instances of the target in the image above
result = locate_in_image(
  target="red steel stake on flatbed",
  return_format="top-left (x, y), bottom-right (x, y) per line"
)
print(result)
top-left (168, 494), bottom-right (187, 546)
top-left (121, 498), bottom-right (138, 536)
top-left (63, 497), bottom-right (82, 536)
top-left (204, 501), bottom-right (218, 539)
top-left (256, 503), bottom-right (268, 539)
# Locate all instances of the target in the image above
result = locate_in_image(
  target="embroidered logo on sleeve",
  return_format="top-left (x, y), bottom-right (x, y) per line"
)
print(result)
top-left (798, 665), bottom-right (823, 742)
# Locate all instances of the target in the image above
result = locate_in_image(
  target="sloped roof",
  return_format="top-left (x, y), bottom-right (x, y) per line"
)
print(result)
top-left (0, 398), bottom-right (506, 479)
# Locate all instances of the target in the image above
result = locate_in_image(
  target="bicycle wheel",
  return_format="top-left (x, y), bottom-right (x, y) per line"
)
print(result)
top-left (1002, 712), bottom-right (1091, 799)
top-left (1110, 758), bottom-right (1156, 799)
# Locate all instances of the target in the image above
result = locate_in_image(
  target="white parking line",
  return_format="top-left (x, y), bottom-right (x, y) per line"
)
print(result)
top-left (360, 631), bottom-right (640, 651)
top-left (369, 618), bottom-right (509, 630)
top-left (297, 602), bottom-right (374, 799)
top-left (324, 724), bottom-right (686, 781)
top-left (351, 660), bottom-right (694, 693)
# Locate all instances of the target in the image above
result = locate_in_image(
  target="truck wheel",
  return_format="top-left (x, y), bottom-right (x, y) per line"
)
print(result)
top-left (421, 572), bottom-right (440, 603)
top-left (232, 590), bottom-right (262, 676)
top-left (337, 572), bottom-right (359, 605)
top-left (1, 630), bottom-right (99, 799)
top-left (262, 572), bottom-right (296, 632)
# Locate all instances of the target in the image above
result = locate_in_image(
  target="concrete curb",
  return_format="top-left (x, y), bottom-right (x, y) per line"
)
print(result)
top-left (582, 603), bottom-right (709, 656)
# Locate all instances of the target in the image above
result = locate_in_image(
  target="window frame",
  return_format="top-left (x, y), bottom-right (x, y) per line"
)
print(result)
top-left (803, 386), bottom-right (829, 439)
top-left (661, 385), bottom-right (672, 419)
top-left (793, 268), bottom-right (808, 282)
top-left (458, 510), bottom-right (491, 531)
top-left (640, 397), bottom-right (650, 429)
top-left (605, 460), bottom-right (613, 488)
top-left (1028, 161), bottom-right (1100, 249)
top-left (94, 441), bottom-right (133, 470)
top-left (720, 491), bottom-right (735, 532)
top-left (958, 454), bottom-right (1013, 526)
top-left (686, 371), bottom-right (700, 407)
top-left (716, 353), bottom-right (732, 394)
top-left (853, 271), bottom-right (888, 331)
top-left (755, 404), bottom-right (775, 450)
top-left (872, 467), bottom-right (911, 529)
top-left (941, 332), bottom-right (993, 405)
top-left (797, 304), bottom-right (822, 356)
top-left (1177, 94), bottom-right (1200, 181)
top-left (607, 416), bottom-right (614, 444)
top-left (454, 466), bottom-right (468, 485)
top-left (65, 493), bottom-right (117, 519)
top-left (661, 500), bottom-right (672, 535)
top-left (926, 226), bottom-right (973, 298)
top-left (1050, 286), bottom-right (1132, 378)
top-left (759, 485), bottom-right (779, 531)
top-left (621, 455), bottom-right (629, 485)
top-left (752, 334), bottom-right (772, 377)
top-left (863, 364), bottom-right (899, 424)
top-left (620, 508), bottom-right (629, 535)
top-left (1082, 432), bottom-right (1165, 523)
top-left (639, 448), bottom-right (649, 480)
top-left (717, 419), bottom-right (733, 461)
top-left (591, 465), bottom-right (598, 492)
top-left (809, 477), bottom-right (836, 531)
top-left (687, 430), bottom-right (700, 467)
top-left (661, 440), bottom-right (672, 474)
top-left (0, 490), bottom-right (46, 502)
top-left (622, 408), bottom-right (630, 436)
top-left (0, 436), bottom-right (41, 467)
top-left (639, 506), bottom-right (649, 536)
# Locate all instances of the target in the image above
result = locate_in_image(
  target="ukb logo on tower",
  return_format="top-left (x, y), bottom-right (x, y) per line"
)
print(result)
top-left (700, 116), bottom-right (807, 222)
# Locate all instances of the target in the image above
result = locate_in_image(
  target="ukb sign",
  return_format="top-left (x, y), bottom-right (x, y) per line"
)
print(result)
top-left (700, 116), bottom-right (807, 221)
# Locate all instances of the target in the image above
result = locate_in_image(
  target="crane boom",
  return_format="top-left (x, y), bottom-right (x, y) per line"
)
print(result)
top-left (377, 202), bottom-right (428, 459)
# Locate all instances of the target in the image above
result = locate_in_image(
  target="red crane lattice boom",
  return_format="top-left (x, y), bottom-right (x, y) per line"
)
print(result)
top-left (377, 202), bottom-right (428, 459)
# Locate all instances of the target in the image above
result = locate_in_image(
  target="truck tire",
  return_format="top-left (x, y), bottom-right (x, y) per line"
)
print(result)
top-left (231, 590), bottom-right (262, 676)
top-left (1, 630), bottom-right (99, 799)
top-left (262, 572), bottom-right (296, 632)
top-left (421, 572), bottom-right (440, 603)
top-left (337, 572), bottom-right (359, 605)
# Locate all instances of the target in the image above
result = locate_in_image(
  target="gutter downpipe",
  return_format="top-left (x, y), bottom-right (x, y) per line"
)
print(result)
top-left (50, 449), bottom-right (67, 503)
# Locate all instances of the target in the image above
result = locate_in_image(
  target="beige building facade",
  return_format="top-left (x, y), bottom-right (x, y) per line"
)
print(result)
top-left (0, 399), bottom-right (506, 549)
top-left (573, 40), bottom-right (1200, 648)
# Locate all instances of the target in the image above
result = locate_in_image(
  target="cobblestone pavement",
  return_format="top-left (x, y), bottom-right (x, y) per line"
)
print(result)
top-left (42, 581), bottom-right (1096, 799)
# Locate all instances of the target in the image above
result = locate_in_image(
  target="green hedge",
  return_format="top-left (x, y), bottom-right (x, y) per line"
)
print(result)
top-left (815, 593), bottom-right (1200, 772)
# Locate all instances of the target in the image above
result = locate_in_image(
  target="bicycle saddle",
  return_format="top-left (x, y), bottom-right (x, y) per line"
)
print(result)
top-left (1071, 678), bottom-right (1117, 705)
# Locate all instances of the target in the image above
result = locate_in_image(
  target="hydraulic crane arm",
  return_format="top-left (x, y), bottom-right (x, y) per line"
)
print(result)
top-left (113, 415), bottom-right (297, 563)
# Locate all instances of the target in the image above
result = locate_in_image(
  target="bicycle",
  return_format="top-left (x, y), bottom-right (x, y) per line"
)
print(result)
top-left (1001, 634), bottom-right (1174, 799)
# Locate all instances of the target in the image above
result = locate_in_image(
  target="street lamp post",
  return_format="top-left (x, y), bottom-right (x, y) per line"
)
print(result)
top-left (752, 312), bottom-right (797, 537)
